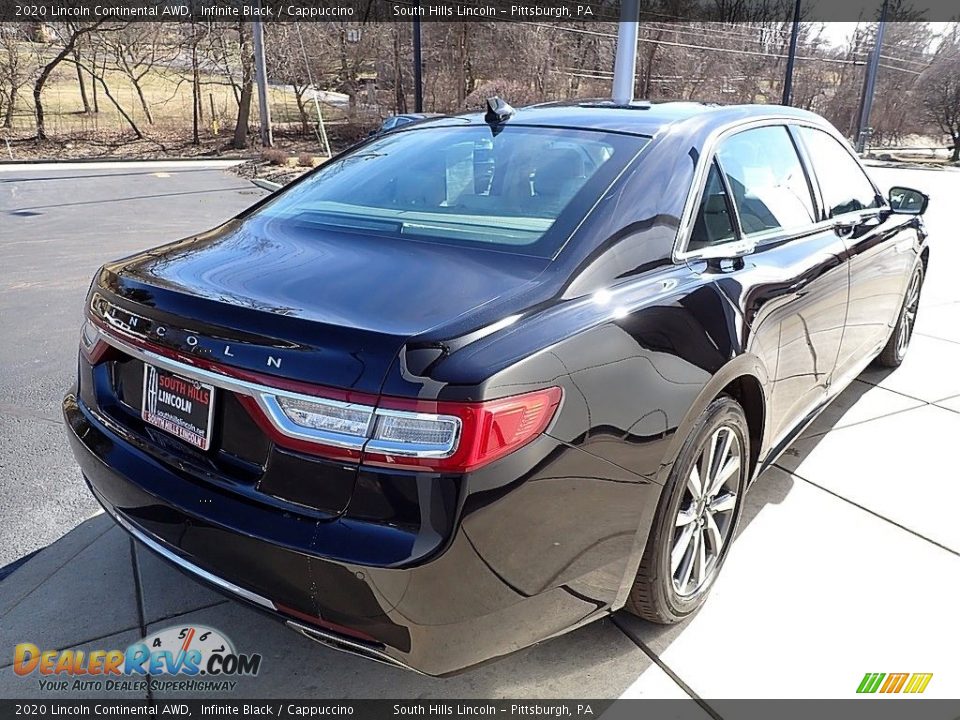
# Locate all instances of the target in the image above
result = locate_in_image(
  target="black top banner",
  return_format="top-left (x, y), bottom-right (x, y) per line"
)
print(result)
top-left (3, 700), bottom-right (960, 719)
top-left (1, 0), bottom-right (958, 23)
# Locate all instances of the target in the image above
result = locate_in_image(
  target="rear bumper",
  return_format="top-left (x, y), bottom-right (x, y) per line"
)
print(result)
top-left (99, 494), bottom-right (420, 673)
top-left (63, 392), bottom-right (603, 675)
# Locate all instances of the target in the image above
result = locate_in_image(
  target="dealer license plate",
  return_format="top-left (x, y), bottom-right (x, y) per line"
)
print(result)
top-left (142, 364), bottom-right (216, 451)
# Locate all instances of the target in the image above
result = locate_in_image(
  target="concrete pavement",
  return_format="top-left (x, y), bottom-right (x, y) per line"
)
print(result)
top-left (0, 161), bottom-right (957, 703)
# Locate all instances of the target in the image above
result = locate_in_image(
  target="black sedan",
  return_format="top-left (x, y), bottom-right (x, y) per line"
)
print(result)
top-left (64, 99), bottom-right (929, 675)
top-left (370, 112), bottom-right (442, 136)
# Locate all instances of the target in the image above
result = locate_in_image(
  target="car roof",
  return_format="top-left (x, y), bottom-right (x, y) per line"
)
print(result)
top-left (414, 100), bottom-right (829, 137)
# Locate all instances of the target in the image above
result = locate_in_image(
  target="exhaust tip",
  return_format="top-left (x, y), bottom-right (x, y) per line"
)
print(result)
top-left (285, 620), bottom-right (422, 674)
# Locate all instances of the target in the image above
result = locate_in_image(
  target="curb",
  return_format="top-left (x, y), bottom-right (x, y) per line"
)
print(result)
top-left (250, 178), bottom-right (283, 192)
top-left (0, 548), bottom-right (41, 582)
top-left (0, 159), bottom-right (251, 173)
top-left (0, 155), bottom-right (257, 166)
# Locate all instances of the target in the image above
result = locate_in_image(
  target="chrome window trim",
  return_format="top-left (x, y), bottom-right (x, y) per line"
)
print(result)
top-left (672, 115), bottom-right (885, 264)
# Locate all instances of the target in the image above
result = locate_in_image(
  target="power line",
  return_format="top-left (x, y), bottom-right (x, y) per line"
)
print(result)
top-left (528, 22), bottom-right (869, 67)
top-left (531, 21), bottom-right (928, 75)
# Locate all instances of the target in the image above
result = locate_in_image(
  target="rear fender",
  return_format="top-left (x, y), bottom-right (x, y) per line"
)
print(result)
top-left (653, 354), bottom-right (770, 487)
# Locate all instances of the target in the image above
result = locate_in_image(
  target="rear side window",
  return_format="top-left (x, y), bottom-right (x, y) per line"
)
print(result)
top-left (688, 161), bottom-right (736, 251)
top-left (797, 127), bottom-right (879, 217)
top-left (716, 126), bottom-right (816, 236)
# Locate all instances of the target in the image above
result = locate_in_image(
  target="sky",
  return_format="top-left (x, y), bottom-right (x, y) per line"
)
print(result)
top-left (818, 21), bottom-right (956, 47)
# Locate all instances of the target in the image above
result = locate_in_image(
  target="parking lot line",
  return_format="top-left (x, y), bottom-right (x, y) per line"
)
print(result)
top-left (616, 466), bottom-right (960, 699)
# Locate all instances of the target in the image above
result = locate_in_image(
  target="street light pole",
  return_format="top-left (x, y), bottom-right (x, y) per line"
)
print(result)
top-left (612, 0), bottom-right (640, 104)
top-left (855, 0), bottom-right (889, 153)
top-left (412, 16), bottom-right (423, 113)
top-left (252, 18), bottom-right (273, 148)
top-left (782, 0), bottom-right (802, 105)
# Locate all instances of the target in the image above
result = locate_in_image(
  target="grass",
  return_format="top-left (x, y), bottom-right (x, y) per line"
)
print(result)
top-left (1, 43), bottom-right (349, 152)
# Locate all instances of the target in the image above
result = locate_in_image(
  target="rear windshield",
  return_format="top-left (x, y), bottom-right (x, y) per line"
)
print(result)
top-left (253, 125), bottom-right (648, 258)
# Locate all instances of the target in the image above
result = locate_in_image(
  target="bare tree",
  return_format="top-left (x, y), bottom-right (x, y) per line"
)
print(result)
top-left (868, 19), bottom-right (931, 145)
top-left (232, 22), bottom-right (254, 149)
top-left (0, 24), bottom-right (31, 129)
top-left (70, 51), bottom-right (145, 139)
top-left (100, 23), bottom-right (180, 125)
top-left (32, 22), bottom-right (108, 140)
top-left (188, 22), bottom-right (206, 145)
top-left (266, 23), bottom-right (316, 135)
top-left (919, 30), bottom-right (960, 161)
top-left (391, 24), bottom-right (407, 113)
top-left (72, 39), bottom-right (91, 114)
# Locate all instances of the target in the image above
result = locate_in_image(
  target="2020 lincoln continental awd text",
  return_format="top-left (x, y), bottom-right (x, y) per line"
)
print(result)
top-left (64, 99), bottom-right (930, 675)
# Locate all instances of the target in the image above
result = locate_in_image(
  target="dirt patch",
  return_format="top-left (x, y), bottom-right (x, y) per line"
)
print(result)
top-left (0, 127), bottom-right (341, 164)
top-left (232, 156), bottom-right (315, 186)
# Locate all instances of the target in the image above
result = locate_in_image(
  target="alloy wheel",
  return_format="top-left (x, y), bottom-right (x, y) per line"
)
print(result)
top-left (897, 270), bottom-right (921, 359)
top-left (671, 424), bottom-right (742, 597)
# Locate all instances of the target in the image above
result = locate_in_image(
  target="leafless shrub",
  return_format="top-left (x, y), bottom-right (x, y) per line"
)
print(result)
top-left (261, 148), bottom-right (289, 165)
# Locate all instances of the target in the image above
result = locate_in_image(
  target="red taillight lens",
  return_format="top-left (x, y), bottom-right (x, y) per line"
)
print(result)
top-left (79, 319), bottom-right (116, 364)
top-left (366, 387), bottom-right (563, 473)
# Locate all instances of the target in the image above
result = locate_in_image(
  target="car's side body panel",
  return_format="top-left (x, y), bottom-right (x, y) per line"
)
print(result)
top-left (839, 220), bottom-right (920, 373)
top-left (703, 229), bottom-right (850, 450)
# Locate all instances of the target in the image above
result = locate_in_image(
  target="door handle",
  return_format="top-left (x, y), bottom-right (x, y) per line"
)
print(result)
top-left (788, 279), bottom-right (810, 296)
top-left (833, 218), bottom-right (859, 237)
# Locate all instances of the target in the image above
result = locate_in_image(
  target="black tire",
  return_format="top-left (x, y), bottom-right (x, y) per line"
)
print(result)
top-left (876, 264), bottom-right (923, 369)
top-left (625, 396), bottom-right (749, 624)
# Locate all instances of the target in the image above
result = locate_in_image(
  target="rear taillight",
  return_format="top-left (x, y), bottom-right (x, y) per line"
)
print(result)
top-left (268, 386), bottom-right (561, 472)
top-left (86, 316), bottom-right (561, 473)
top-left (79, 319), bottom-right (115, 364)
top-left (273, 395), bottom-right (374, 438)
top-left (367, 409), bottom-right (461, 458)
top-left (364, 387), bottom-right (563, 472)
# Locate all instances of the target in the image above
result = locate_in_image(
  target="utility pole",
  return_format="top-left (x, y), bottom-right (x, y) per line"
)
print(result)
top-left (252, 18), bottom-right (273, 147)
top-left (855, 0), bottom-right (889, 153)
top-left (612, 0), bottom-right (640, 104)
top-left (782, 0), bottom-right (802, 105)
top-left (413, 15), bottom-right (423, 112)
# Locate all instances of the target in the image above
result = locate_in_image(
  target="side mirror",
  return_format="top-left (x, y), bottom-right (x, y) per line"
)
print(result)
top-left (888, 186), bottom-right (928, 215)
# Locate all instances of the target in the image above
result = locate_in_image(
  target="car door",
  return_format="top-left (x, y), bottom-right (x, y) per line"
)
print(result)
top-left (680, 123), bottom-right (850, 447)
top-left (794, 126), bottom-right (914, 376)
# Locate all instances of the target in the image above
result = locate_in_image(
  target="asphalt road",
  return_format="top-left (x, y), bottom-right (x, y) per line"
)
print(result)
top-left (0, 161), bottom-right (269, 566)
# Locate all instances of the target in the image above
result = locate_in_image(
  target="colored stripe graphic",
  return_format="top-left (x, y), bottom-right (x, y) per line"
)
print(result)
top-left (903, 673), bottom-right (933, 694)
top-left (857, 673), bottom-right (885, 693)
top-left (880, 673), bottom-right (909, 693)
top-left (857, 672), bottom-right (932, 694)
